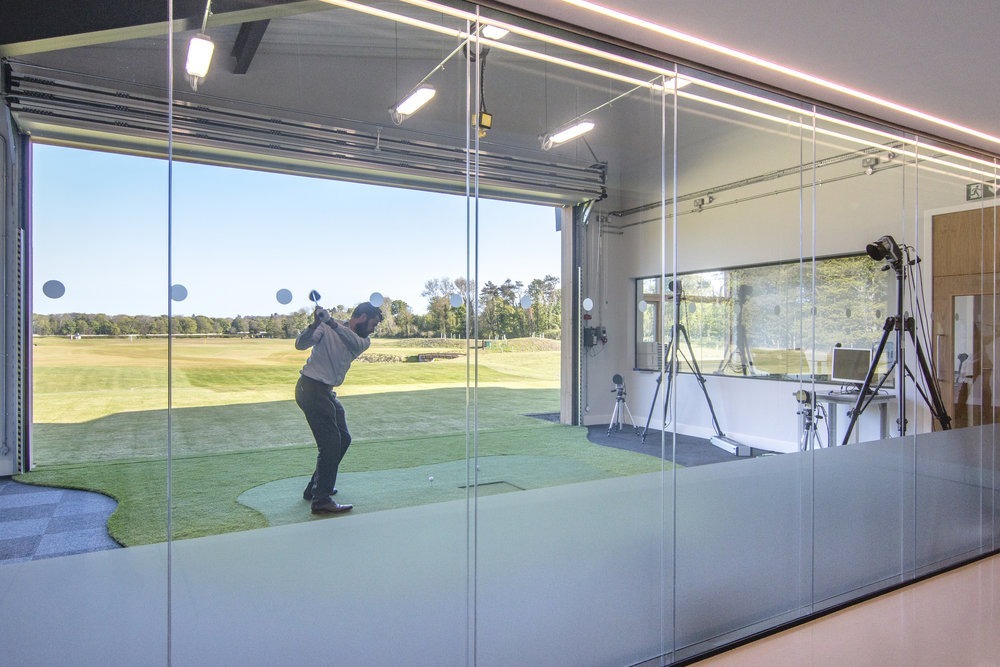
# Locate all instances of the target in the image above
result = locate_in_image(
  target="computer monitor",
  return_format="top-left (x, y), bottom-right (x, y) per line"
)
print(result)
top-left (830, 346), bottom-right (873, 384)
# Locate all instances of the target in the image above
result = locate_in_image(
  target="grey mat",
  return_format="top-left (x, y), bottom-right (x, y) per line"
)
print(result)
top-left (0, 477), bottom-right (120, 563)
top-left (586, 425), bottom-right (759, 466)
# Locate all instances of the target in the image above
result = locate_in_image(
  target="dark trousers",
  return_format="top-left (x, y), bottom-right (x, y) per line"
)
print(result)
top-left (295, 374), bottom-right (351, 501)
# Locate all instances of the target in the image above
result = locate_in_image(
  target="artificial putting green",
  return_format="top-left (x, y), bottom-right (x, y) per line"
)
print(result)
top-left (239, 454), bottom-right (623, 527)
top-left (20, 335), bottom-right (668, 546)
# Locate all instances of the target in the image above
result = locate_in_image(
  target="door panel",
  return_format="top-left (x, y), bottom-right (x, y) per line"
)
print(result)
top-left (932, 208), bottom-right (998, 278)
top-left (933, 275), bottom-right (999, 428)
top-left (932, 206), bottom-right (1000, 429)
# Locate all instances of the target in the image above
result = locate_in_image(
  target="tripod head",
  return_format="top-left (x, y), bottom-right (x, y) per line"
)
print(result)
top-left (611, 373), bottom-right (626, 398)
top-left (866, 235), bottom-right (905, 273)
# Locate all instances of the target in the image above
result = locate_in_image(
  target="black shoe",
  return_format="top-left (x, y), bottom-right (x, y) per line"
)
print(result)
top-left (311, 498), bottom-right (353, 515)
top-left (303, 484), bottom-right (336, 501)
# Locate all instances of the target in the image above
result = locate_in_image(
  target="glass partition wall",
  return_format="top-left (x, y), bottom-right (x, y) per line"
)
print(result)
top-left (4, 0), bottom-right (998, 664)
top-left (166, 4), bottom-right (479, 662)
top-left (467, 9), bottom-right (678, 663)
top-left (15, 41), bottom-right (173, 662)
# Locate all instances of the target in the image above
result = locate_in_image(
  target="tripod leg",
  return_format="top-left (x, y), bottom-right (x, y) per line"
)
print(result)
top-left (678, 325), bottom-right (725, 437)
top-left (608, 399), bottom-right (620, 435)
top-left (736, 322), bottom-right (754, 376)
top-left (623, 401), bottom-right (638, 432)
top-left (641, 361), bottom-right (678, 442)
top-left (799, 411), bottom-right (809, 451)
top-left (642, 328), bottom-right (677, 442)
top-left (641, 374), bottom-right (662, 441)
top-left (841, 317), bottom-right (894, 445)
top-left (905, 318), bottom-right (952, 430)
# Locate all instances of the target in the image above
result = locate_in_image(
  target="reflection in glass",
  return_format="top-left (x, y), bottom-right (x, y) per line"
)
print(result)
top-left (636, 255), bottom-right (892, 380)
top-left (951, 294), bottom-right (996, 427)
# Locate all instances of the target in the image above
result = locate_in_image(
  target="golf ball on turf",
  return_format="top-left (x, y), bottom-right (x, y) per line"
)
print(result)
top-left (428, 476), bottom-right (434, 482)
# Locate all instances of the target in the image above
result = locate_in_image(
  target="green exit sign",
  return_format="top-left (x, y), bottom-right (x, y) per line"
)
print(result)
top-left (967, 182), bottom-right (997, 200)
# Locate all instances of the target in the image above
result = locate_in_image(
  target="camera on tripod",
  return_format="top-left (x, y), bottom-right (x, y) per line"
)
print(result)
top-left (865, 235), bottom-right (903, 264)
top-left (838, 234), bottom-right (951, 444)
top-left (793, 388), bottom-right (827, 450)
top-left (608, 373), bottom-right (638, 435)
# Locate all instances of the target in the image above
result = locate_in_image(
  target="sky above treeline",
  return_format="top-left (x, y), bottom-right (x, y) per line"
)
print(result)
top-left (32, 144), bottom-right (561, 317)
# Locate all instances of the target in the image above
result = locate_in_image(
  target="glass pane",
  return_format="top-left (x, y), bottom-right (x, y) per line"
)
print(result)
top-left (918, 147), bottom-right (999, 572)
top-left (670, 71), bottom-right (817, 658)
top-left (471, 6), bottom-right (676, 665)
top-left (809, 112), bottom-right (919, 604)
top-left (167, 2), bottom-right (473, 663)
top-left (7, 27), bottom-right (171, 664)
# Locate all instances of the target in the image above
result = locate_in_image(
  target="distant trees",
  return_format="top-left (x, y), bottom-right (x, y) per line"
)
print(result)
top-left (32, 275), bottom-right (562, 340)
top-left (31, 312), bottom-right (306, 338)
top-left (390, 299), bottom-right (415, 337)
top-left (421, 277), bottom-right (458, 338)
top-left (423, 274), bottom-right (561, 340)
top-left (34, 313), bottom-right (174, 337)
top-left (477, 275), bottom-right (560, 339)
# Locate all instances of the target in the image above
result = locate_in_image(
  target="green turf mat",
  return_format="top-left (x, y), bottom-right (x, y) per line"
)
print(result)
top-left (240, 455), bottom-right (610, 526)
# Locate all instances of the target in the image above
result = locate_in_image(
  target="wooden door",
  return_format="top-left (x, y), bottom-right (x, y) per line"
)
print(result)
top-left (932, 207), bottom-right (1000, 428)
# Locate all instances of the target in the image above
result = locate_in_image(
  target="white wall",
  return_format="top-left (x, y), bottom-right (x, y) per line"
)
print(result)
top-left (578, 123), bottom-right (973, 452)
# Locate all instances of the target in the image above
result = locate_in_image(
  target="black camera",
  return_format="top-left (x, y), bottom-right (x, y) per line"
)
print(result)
top-left (865, 235), bottom-right (902, 263)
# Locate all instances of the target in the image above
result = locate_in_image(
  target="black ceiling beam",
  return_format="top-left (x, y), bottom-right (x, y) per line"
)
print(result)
top-left (230, 20), bottom-right (270, 75)
top-left (1, 0), bottom-right (204, 45)
top-left (0, 1), bottom-right (302, 54)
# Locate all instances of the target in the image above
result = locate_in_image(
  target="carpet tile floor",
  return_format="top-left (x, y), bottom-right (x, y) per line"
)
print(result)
top-left (0, 477), bottom-right (120, 564)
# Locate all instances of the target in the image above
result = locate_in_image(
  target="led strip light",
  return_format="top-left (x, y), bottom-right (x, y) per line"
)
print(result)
top-left (556, 0), bottom-right (1000, 151)
top-left (378, 0), bottom-right (998, 179)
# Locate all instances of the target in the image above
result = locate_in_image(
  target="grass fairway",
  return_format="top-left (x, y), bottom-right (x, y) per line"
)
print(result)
top-left (21, 335), bottom-right (666, 545)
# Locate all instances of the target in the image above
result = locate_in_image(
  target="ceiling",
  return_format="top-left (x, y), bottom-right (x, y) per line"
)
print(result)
top-left (2, 0), bottom-right (995, 215)
top-left (498, 0), bottom-right (1000, 156)
top-left (7, 1), bottom-right (642, 204)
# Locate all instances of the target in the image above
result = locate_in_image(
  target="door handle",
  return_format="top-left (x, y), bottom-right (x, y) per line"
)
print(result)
top-left (935, 334), bottom-right (947, 382)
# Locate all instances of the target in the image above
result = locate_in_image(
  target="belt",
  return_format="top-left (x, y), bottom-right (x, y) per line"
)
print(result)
top-left (301, 374), bottom-right (333, 391)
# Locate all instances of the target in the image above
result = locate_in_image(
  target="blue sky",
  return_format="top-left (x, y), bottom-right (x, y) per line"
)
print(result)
top-left (31, 144), bottom-right (561, 317)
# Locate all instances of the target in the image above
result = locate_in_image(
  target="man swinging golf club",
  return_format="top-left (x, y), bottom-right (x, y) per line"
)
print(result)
top-left (295, 295), bottom-right (383, 514)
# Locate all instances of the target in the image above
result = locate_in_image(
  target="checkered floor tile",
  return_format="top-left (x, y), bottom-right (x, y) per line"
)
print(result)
top-left (0, 478), bottom-right (120, 563)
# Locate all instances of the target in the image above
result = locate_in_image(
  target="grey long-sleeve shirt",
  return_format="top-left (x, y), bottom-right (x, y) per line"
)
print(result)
top-left (295, 320), bottom-right (370, 387)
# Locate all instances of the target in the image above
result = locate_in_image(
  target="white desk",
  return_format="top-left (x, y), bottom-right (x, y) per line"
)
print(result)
top-left (822, 391), bottom-right (895, 445)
